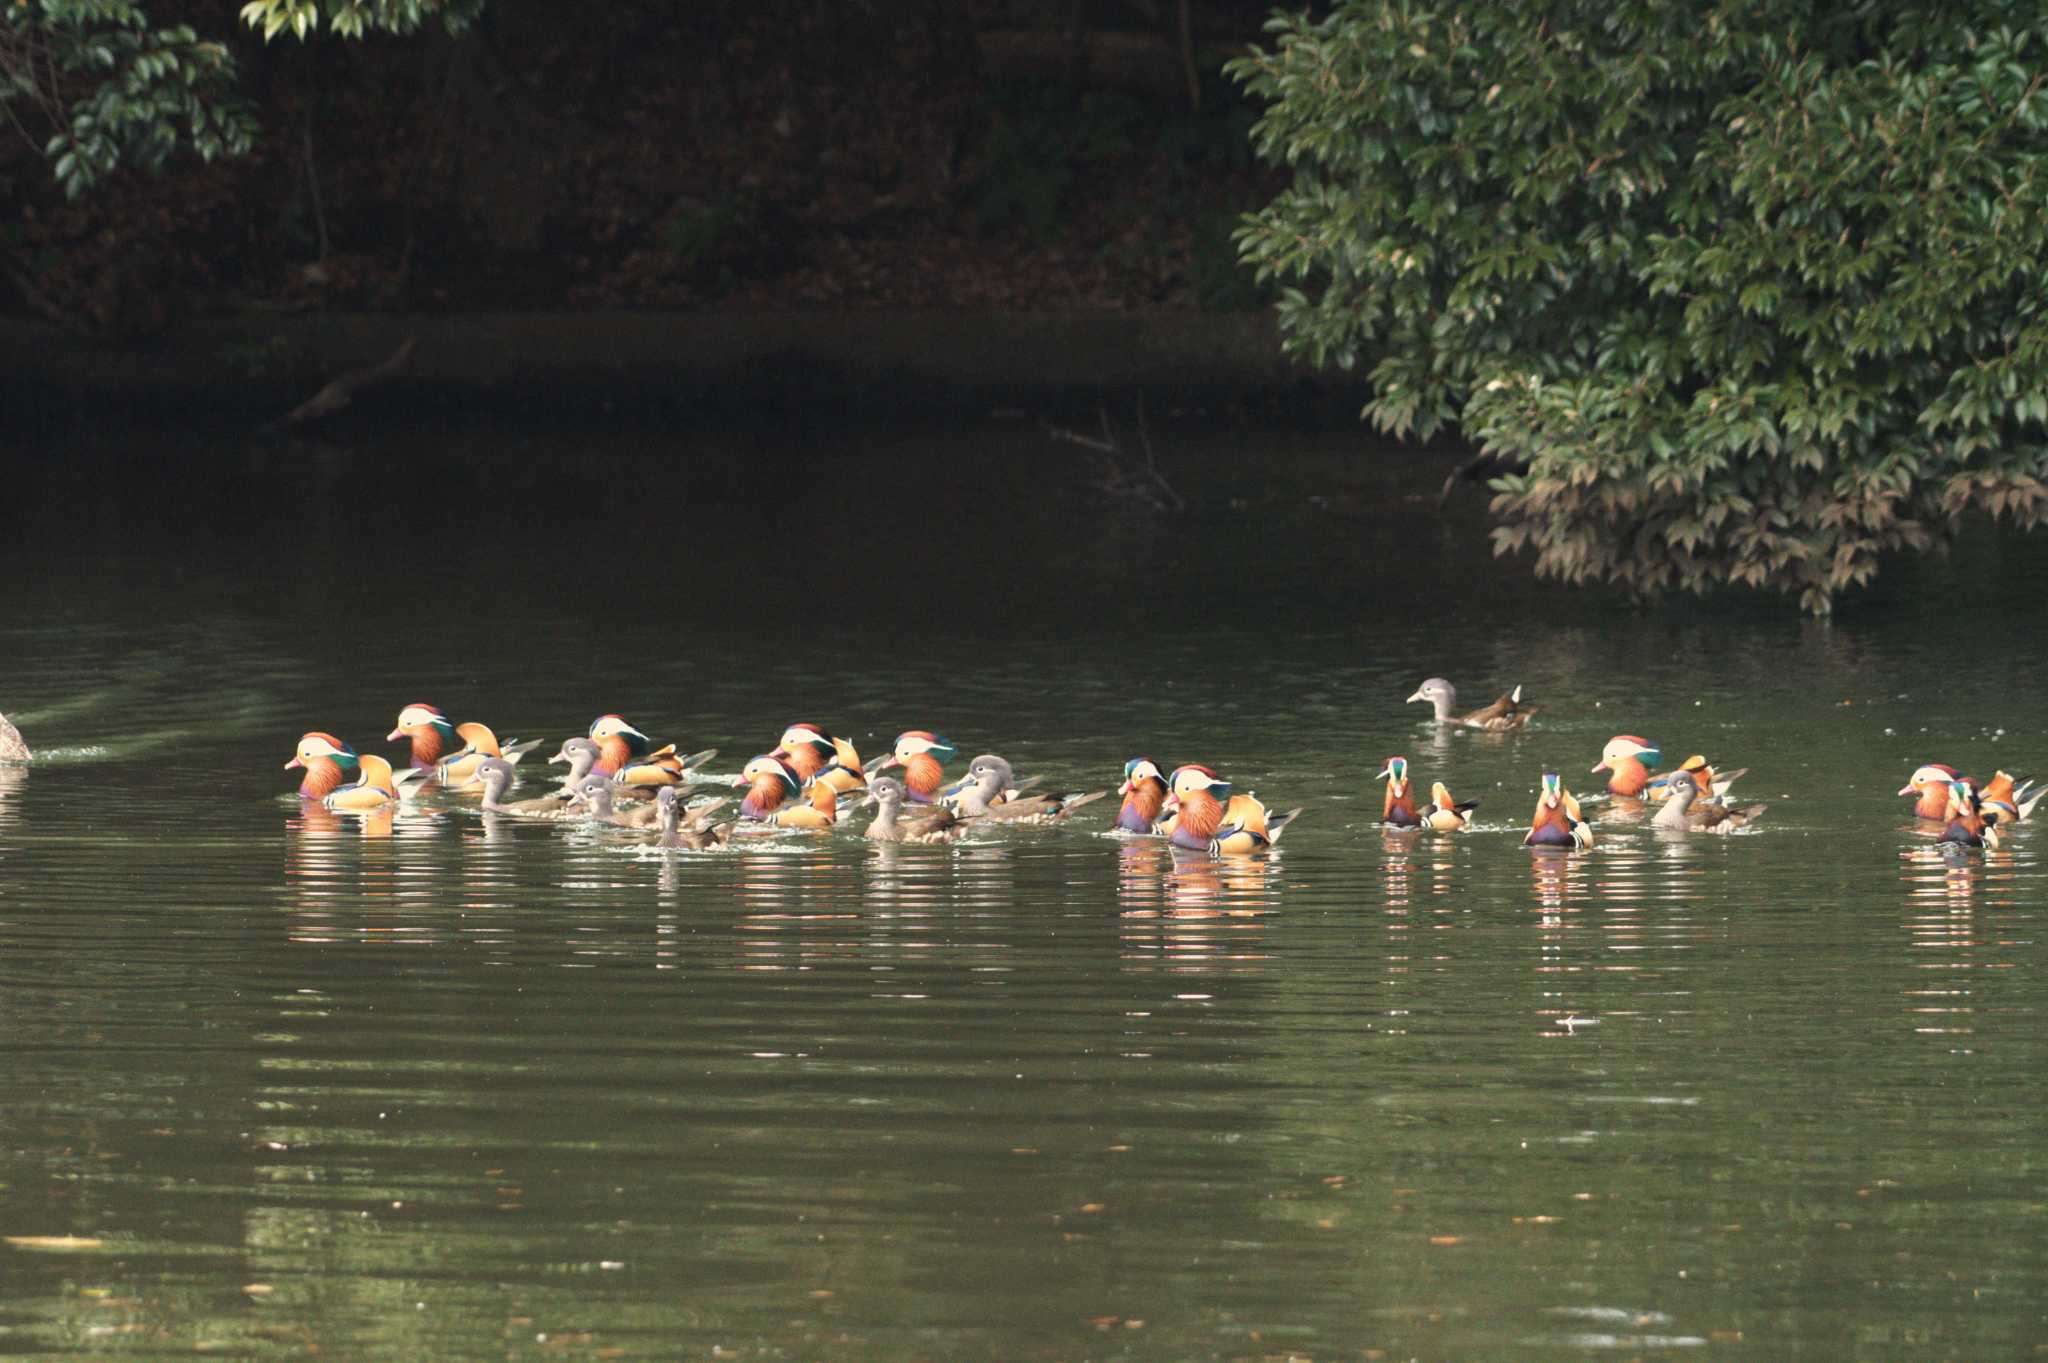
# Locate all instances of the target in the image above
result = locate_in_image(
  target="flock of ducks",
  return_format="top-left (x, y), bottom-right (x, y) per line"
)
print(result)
top-left (275, 680), bottom-right (2037, 856)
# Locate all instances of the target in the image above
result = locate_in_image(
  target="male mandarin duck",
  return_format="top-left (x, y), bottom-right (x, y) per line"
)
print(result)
top-left (387, 703), bottom-right (461, 770)
top-left (1524, 772), bottom-right (1595, 849)
top-left (1115, 758), bottom-right (1168, 833)
top-left (614, 744), bottom-right (717, 791)
top-left (655, 786), bottom-right (736, 850)
top-left (1592, 736), bottom-right (1661, 798)
top-left (1938, 778), bottom-right (1999, 849)
top-left (1406, 678), bottom-right (1539, 730)
top-left (1897, 763), bottom-right (1961, 820)
top-left (763, 773), bottom-right (843, 831)
top-left (438, 721), bottom-right (545, 789)
top-left (1378, 756), bottom-right (1422, 827)
top-left (771, 723), bottom-right (866, 794)
top-left (868, 731), bottom-right (957, 803)
top-left (285, 732), bottom-right (361, 800)
top-left (1652, 776), bottom-right (1767, 833)
top-left (323, 753), bottom-right (427, 813)
top-left (954, 755), bottom-right (1108, 823)
top-left (1421, 781), bottom-right (1480, 831)
top-left (1161, 764), bottom-right (1302, 855)
top-left (1974, 770), bottom-right (2043, 825)
top-left (587, 714), bottom-right (653, 776)
top-left (1645, 754), bottom-right (1749, 804)
top-left (863, 775), bottom-right (977, 844)
top-left (734, 754), bottom-right (804, 823)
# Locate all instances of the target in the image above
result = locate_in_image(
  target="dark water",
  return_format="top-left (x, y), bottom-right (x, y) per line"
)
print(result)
top-left (0, 423), bottom-right (2043, 1360)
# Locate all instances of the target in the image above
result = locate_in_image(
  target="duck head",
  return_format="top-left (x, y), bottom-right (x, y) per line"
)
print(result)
top-left (736, 754), bottom-right (801, 796)
top-left (1377, 755), bottom-right (1410, 795)
top-left (1405, 678), bottom-right (1455, 718)
top-left (569, 774), bottom-right (616, 815)
top-left (475, 756), bottom-right (516, 800)
top-left (551, 736), bottom-right (600, 777)
top-left (286, 731), bottom-right (355, 771)
top-left (1592, 736), bottom-right (1660, 774)
top-left (387, 703), bottom-right (456, 764)
top-left (1539, 770), bottom-right (1566, 808)
top-left (865, 776), bottom-right (907, 811)
top-left (965, 754), bottom-right (1016, 796)
top-left (1120, 757), bottom-right (1164, 795)
top-left (870, 730), bottom-right (957, 772)
top-left (1164, 764), bottom-right (1233, 811)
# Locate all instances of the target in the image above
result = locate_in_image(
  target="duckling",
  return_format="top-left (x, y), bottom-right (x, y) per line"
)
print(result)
top-left (1378, 756), bottom-right (1422, 827)
top-left (1651, 775), bottom-right (1767, 833)
top-left (1114, 758), bottom-right (1169, 833)
top-left (863, 775), bottom-right (977, 844)
top-left (1524, 772), bottom-right (1594, 849)
top-left (954, 755), bottom-right (1108, 823)
top-left (1421, 781), bottom-right (1480, 831)
top-left (653, 785), bottom-right (735, 850)
top-left (1406, 678), bottom-right (1538, 730)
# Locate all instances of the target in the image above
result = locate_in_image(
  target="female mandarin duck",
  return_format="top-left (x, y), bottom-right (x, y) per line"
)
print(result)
top-left (323, 753), bottom-right (427, 812)
top-left (734, 754), bottom-right (807, 823)
top-left (1652, 776), bottom-right (1767, 833)
top-left (1161, 764), bottom-right (1302, 855)
top-left (1115, 758), bottom-right (1168, 833)
top-left (475, 757), bottom-right (579, 817)
top-left (868, 731), bottom-right (957, 803)
top-left (771, 723), bottom-right (866, 794)
top-left (1378, 756), bottom-right (1422, 828)
top-left (1645, 754), bottom-right (1749, 804)
top-left (1592, 736), bottom-right (1661, 798)
top-left (1406, 678), bottom-right (1539, 730)
top-left (568, 774), bottom-right (663, 829)
top-left (655, 786), bottom-right (736, 850)
top-left (285, 732), bottom-right (360, 800)
top-left (1525, 772), bottom-right (1595, 849)
top-left (1898, 763), bottom-right (1961, 820)
top-left (955, 755), bottom-right (1107, 823)
top-left (1421, 781), bottom-right (1480, 831)
top-left (1938, 778), bottom-right (1998, 849)
top-left (1974, 770), bottom-right (2042, 825)
top-left (863, 775), bottom-right (976, 844)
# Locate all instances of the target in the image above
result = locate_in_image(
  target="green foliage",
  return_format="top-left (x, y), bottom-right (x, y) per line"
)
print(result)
top-left (1230, 0), bottom-right (2048, 612)
top-left (0, 0), bottom-right (478, 197)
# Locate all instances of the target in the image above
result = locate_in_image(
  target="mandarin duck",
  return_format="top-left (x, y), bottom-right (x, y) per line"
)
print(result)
top-left (734, 754), bottom-right (801, 822)
top-left (1524, 772), bottom-right (1595, 849)
top-left (1378, 756), bottom-right (1422, 827)
top-left (475, 757), bottom-right (575, 817)
top-left (1644, 754), bottom-right (1749, 804)
top-left (285, 732), bottom-right (361, 800)
top-left (0, 712), bottom-right (28, 762)
top-left (954, 755), bottom-right (1108, 823)
top-left (387, 703), bottom-right (462, 770)
top-left (1592, 736), bottom-right (1661, 798)
top-left (1406, 678), bottom-right (1539, 730)
top-left (587, 714), bottom-right (654, 776)
top-left (1651, 776), bottom-right (1767, 833)
top-left (862, 775), bottom-right (977, 844)
top-left (1975, 770), bottom-right (2043, 825)
top-left (614, 744), bottom-right (717, 792)
top-left (771, 723), bottom-right (867, 794)
top-left (1161, 765), bottom-right (1302, 855)
top-left (1421, 780), bottom-right (1480, 831)
top-left (437, 721), bottom-right (546, 789)
top-left (1115, 758), bottom-right (1169, 833)
top-left (868, 731), bottom-right (957, 802)
top-left (1938, 779), bottom-right (1998, 849)
top-left (655, 785), bottom-right (736, 850)
top-left (761, 771), bottom-right (843, 831)
top-left (568, 774), bottom-right (663, 829)
top-left (323, 753), bottom-right (428, 812)
top-left (1897, 763), bottom-right (1961, 820)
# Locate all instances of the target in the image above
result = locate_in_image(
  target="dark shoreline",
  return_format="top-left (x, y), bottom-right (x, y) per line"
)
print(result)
top-left (4, 309), bottom-right (1365, 433)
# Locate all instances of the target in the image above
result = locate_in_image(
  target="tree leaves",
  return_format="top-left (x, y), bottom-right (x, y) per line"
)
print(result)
top-left (1231, 0), bottom-right (2048, 612)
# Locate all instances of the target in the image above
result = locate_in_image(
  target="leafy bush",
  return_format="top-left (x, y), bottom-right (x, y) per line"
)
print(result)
top-left (1230, 0), bottom-right (2048, 612)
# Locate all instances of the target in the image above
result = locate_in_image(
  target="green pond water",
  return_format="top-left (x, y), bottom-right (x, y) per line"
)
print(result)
top-left (0, 421), bottom-right (2042, 1361)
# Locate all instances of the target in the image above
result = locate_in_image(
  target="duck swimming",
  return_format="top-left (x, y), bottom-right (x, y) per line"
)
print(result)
top-left (1592, 736), bottom-right (1661, 798)
top-left (285, 732), bottom-right (360, 800)
top-left (1406, 678), bottom-right (1538, 730)
top-left (863, 775), bottom-right (977, 844)
top-left (1114, 758), bottom-right (1168, 833)
top-left (869, 731), bottom-right (957, 803)
top-left (954, 755), bottom-right (1108, 823)
top-left (1525, 772), bottom-right (1594, 849)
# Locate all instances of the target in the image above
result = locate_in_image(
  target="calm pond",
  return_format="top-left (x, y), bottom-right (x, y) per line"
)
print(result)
top-left (0, 420), bottom-right (2042, 1360)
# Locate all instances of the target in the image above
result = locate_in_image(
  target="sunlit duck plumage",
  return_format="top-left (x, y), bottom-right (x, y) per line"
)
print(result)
top-left (324, 753), bottom-right (428, 812)
top-left (868, 730), bottom-right (957, 802)
top-left (1938, 778), bottom-right (1998, 849)
top-left (1645, 754), bottom-right (1749, 804)
top-left (734, 754), bottom-right (804, 822)
top-left (1406, 678), bottom-right (1538, 730)
top-left (1421, 780), bottom-right (1480, 831)
top-left (955, 755), bottom-right (1108, 823)
top-left (1378, 756), bottom-right (1422, 828)
top-left (387, 703), bottom-right (460, 770)
top-left (568, 774), bottom-right (660, 828)
top-left (285, 731), bottom-right (360, 800)
top-left (1651, 775), bottom-right (1767, 833)
top-left (1161, 764), bottom-right (1302, 855)
top-left (766, 774), bottom-right (843, 831)
top-left (1115, 758), bottom-right (1169, 833)
top-left (475, 756), bottom-right (574, 817)
top-left (655, 786), bottom-right (736, 850)
top-left (1974, 770), bottom-right (2043, 825)
top-left (1897, 763), bottom-right (1961, 820)
top-left (1592, 735), bottom-right (1661, 798)
top-left (438, 721), bottom-right (545, 789)
top-left (587, 714), bottom-right (653, 777)
top-left (1525, 772), bottom-right (1594, 849)
top-left (863, 775), bottom-right (977, 844)
top-left (771, 723), bottom-right (866, 794)
top-left (614, 743), bottom-right (716, 791)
